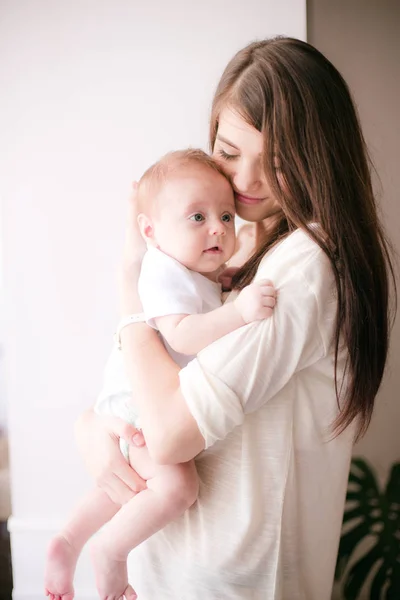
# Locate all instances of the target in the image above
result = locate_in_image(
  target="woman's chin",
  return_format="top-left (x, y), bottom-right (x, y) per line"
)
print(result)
top-left (235, 204), bottom-right (268, 223)
top-left (235, 201), bottom-right (283, 224)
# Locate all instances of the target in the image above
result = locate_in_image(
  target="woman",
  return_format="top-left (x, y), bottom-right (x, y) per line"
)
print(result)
top-left (75, 37), bottom-right (395, 599)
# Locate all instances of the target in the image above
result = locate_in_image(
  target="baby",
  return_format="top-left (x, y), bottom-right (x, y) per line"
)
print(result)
top-left (44, 149), bottom-right (276, 600)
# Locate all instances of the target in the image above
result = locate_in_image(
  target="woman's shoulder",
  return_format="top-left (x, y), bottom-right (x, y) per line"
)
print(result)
top-left (256, 227), bottom-right (335, 298)
top-left (258, 227), bottom-right (328, 267)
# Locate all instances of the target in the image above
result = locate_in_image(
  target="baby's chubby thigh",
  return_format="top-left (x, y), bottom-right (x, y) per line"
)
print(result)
top-left (129, 445), bottom-right (199, 512)
top-left (127, 443), bottom-right (158, 481)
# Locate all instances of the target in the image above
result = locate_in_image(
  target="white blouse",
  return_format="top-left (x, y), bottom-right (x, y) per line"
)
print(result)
top-left (127, 228), bottom-right (355, 600)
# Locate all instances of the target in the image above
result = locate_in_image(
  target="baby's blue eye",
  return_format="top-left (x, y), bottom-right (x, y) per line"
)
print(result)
top-left (190, 213), bottom-right (204, 222)
top-left (222, 213), bottom-right (233, 223)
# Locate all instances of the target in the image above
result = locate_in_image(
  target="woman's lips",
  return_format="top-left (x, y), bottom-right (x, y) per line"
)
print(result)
top-left (235, 193), bottom-right (266, 206)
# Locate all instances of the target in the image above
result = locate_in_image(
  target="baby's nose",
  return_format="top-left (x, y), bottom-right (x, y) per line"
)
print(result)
top-left (209, 221), bottom-right (225, 235)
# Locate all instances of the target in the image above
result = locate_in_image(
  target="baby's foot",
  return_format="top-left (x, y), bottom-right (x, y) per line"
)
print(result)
top-left (90, 540), bottom-right (137, 600)
top-left (44, 534), bottom-right (78, 600)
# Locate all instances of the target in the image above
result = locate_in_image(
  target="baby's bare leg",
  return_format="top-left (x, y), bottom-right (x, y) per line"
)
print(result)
top-left (91, 444), bottom-right (199, 600)
top-left (45, 487), bottom-right (120, 600)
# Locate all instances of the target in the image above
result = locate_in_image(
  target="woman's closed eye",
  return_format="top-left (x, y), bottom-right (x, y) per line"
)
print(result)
top-left (216, 148), bottom-right (239, 161)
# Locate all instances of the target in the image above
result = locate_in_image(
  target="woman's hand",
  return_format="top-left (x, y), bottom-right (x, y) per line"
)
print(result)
top-left (119, 182), bottom-right (147, 316)
top-left (122, 182), bottom-right (147, 268)
top-left (74, 408), bottom-right (147, 505)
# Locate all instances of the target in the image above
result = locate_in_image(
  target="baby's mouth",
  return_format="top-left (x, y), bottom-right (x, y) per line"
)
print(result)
top-left (204, 246), bottom-right (222, 254)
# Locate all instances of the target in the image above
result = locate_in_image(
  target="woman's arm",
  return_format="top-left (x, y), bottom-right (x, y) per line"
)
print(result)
top-left (154, 280), bottom-right (275, 356)
top-left (119, 272), bottom-right (205, 465)
top-left (118, 189), bottom-right (205, 464)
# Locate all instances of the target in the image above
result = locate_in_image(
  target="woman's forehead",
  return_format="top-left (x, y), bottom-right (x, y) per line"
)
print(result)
top-left (217, 107), bottom-right (263, 154)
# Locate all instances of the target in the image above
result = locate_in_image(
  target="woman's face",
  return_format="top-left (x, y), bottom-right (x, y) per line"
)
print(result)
top-left (212, 107), bottom-right (281, 222)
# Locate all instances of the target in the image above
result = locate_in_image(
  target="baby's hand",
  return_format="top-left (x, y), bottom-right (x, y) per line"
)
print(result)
top-left (234, 279), bottom-right (276, 324)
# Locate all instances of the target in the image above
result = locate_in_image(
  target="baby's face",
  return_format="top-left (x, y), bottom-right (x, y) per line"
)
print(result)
top-left (151, 165), bottom-right (236, 276)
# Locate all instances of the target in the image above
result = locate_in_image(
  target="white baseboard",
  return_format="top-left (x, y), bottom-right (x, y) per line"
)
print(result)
top-left (8, 516), bottom-right (97, 600)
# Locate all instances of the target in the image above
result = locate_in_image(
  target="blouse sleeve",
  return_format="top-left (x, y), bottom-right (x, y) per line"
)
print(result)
top-left (179, 246), bottom-right (335, 448)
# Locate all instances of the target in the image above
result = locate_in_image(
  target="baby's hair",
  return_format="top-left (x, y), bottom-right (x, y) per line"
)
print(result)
top-left (137, 148), bottom-right (230, 210)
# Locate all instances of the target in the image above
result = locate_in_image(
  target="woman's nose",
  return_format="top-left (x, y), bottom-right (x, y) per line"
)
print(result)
top-left (232, 161), bottom-right (262, 193)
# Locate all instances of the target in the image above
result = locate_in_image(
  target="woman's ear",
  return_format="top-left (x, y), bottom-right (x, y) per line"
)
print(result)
top-left (137, 213), bottom-right (156, 245)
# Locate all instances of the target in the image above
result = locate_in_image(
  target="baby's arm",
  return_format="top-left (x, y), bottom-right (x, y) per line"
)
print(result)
top-left (155, 279), bottom-right (275, 355)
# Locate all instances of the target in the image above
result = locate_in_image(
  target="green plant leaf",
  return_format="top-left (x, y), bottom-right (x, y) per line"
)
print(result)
top-left (337, 522), bottom-right (373, 570)
top-left (386, 566), bottom-right (400, 599)
top-left (336, 458), bottom-right (400, 600)
top-left (342, 506), bottom-right (368, 525)
top-left (343, 545), bottom-right (381, 600)
top-left (370, 562), bottom-right (388, 599)
top-left (349, 459), bottom-right (380, 496)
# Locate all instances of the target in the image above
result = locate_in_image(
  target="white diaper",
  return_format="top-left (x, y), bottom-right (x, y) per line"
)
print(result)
top-left (95, 345), bottom-right (141, 462)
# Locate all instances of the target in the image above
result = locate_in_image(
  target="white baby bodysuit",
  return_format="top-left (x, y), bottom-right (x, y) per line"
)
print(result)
top-left (94, 247), bottom-right (222, 431)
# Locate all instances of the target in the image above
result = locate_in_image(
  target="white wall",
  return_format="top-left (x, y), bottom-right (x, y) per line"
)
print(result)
top-left (0, 1), bottom-right (306, 598)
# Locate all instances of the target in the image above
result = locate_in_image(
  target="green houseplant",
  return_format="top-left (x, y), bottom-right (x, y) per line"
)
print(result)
top-left (335, 457), bottom-right (400, 599)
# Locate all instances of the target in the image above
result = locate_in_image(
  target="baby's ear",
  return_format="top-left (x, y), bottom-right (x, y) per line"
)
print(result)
top-left (137, 213), bottom-right (155, 244)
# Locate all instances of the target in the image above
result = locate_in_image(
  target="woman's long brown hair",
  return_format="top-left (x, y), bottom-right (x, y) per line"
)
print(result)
top-left (210, 37), bottom-right (396, 439)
